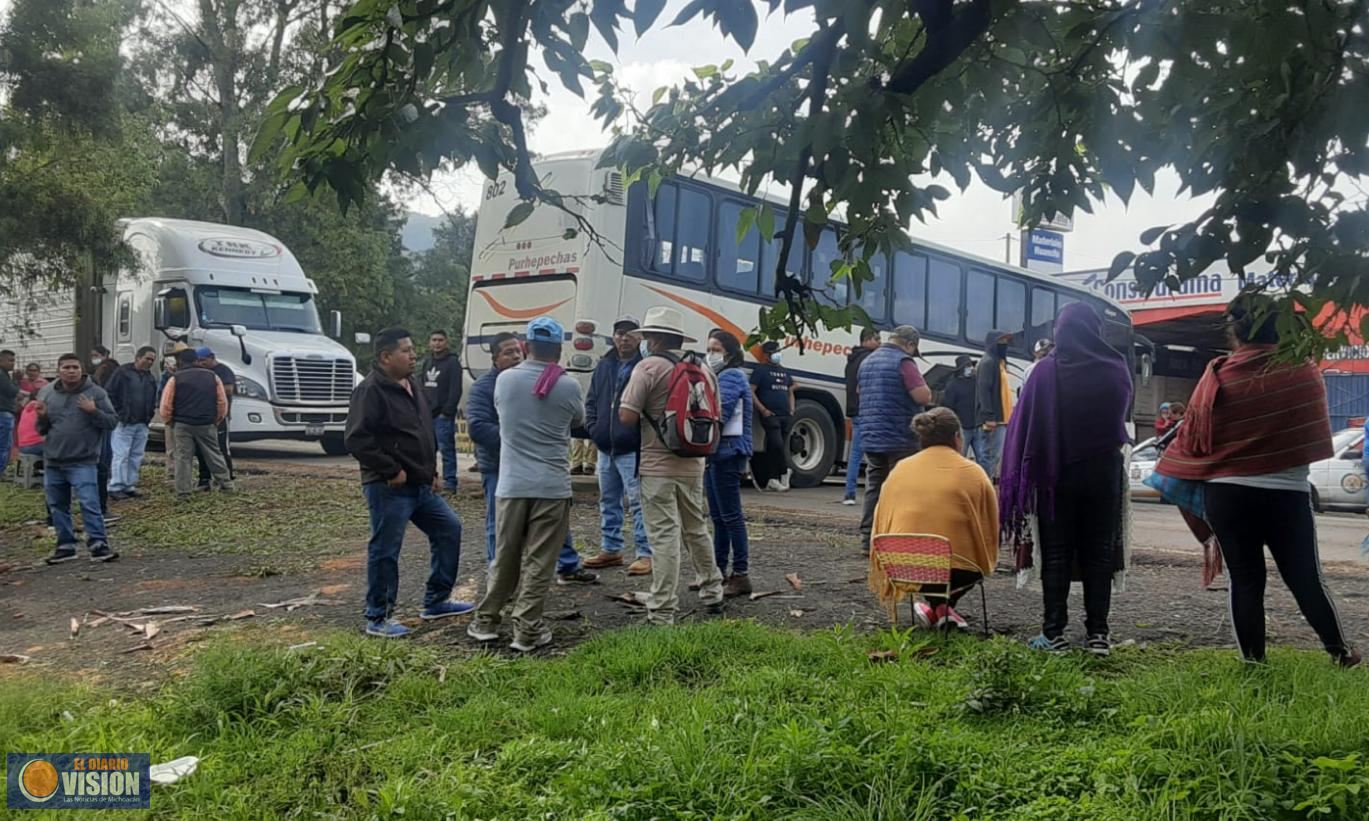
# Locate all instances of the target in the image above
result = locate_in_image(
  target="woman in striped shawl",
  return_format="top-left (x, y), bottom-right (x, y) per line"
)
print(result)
top-left (1155, 296), bottom-right (1359, 668)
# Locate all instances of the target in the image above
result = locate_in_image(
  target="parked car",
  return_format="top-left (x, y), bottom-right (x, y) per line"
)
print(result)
top-left (1130, 427), bottom-right (1367, 511)
top-left (1130, 437), bottom-right (1161, 501)
top-left (1310, 428), bottom-right (1366, 512)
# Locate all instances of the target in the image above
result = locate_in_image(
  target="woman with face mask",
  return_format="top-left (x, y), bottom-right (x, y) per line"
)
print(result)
top-left (704, 330), bottom-right (754, 597)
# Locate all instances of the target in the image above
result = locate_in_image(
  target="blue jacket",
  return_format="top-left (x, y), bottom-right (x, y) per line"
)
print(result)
top-left (584, 350), bottom-right (642, 455)
top-left (712, 367), bottom-right (754, 461)
top-left (858, 344), bottom-right (922, 454)
top-left (466, 368), bottom-right (501, 474)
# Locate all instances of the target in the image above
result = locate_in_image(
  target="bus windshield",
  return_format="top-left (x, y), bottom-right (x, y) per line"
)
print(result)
top-left (196, 287), bottom-right (323, 333)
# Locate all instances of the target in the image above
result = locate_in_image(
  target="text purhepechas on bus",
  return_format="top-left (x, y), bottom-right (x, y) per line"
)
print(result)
top-left (465, 149), bottom-right (1139, 488)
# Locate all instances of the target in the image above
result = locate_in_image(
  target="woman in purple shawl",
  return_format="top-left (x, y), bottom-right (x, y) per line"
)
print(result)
top-left (1000, 302), bottom-right (1133, 656)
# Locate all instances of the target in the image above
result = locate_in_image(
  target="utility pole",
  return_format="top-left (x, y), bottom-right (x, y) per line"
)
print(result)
top-left (1003, 233), bottom-right (1013, 265)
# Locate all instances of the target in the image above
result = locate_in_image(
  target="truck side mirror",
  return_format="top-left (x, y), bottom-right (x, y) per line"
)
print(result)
top-left (230, 324), bottom-right (252, 365)
top-left (330, 310), bottom-right (343, 339)
top-left (230, 324), bottom-right (247, 338)
top-left (354, 332), bottom-right (372, 345)
top-left (154, 288), bottom-right (190, 333)
top-left (1140, 352), bottom-right (1153, 387)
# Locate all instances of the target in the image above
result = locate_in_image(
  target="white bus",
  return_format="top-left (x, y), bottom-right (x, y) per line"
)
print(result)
top-left (464, 149), bottom-right (1139, 487)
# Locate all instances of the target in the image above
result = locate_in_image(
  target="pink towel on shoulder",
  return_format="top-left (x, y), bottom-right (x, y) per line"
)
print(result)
top-left (533, 363), bottom-right (565, 399)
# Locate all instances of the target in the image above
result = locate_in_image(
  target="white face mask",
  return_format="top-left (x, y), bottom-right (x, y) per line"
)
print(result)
top-left (961, 367), bottom-right (973, 377)
top-left (639, 340), bottom-right (651, 358)
top-left (90, 357), bottom-right (103, 367)
top-left (705, 351), bottom-right (725, 371)
top-left (769, 352), bottom-right (783, 365)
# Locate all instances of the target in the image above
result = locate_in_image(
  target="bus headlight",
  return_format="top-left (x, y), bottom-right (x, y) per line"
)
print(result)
top-left (236, 376), bottom-right (269, 401)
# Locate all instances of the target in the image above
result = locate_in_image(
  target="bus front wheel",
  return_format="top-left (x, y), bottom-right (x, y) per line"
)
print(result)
top-left (787, 399), bottom-right (838, 489)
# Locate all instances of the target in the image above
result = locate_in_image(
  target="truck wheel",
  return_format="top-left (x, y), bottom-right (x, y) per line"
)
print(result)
top-left (787, 399), bottom-right (838, 489)
top-left (321, 434), bottom-right (349, 456)
top-left (1310, 485), bottom-right (1323, 513)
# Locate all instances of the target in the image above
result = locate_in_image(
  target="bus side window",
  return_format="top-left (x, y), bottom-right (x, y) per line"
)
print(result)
top-left (809, 226), bottom-right (845, 307)
top-left (673, 187), bottom-right (711, 282)
top-left (998, 277), bottom-right (1026, 352)
top-left (926, 259), bottom-right (962, 338)
top-left (759, 217), bottom-right (800, 298)
top-left (856, 248), bottom-right (889, 325)
top-left (1030, 286), bottom-right (1056, 348)
top-left (653, 184), bottom-right (677, 273)
top-left (893, 251), bottom-right (927, 330)
top-left (966, 270), bottom-right (994, 342)
top-left (717, 201), bottom-right (761, 293)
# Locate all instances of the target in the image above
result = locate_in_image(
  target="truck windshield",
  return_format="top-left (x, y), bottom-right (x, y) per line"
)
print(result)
top-left (196, 287), bottom-right (323, 333)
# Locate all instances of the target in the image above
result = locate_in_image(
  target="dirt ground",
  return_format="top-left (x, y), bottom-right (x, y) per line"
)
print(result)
top-left (3, 455), bottom-right (1368, 687)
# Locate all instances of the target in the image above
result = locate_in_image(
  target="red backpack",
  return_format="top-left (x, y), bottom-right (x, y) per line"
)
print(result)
top-left (645, 351), bottom-right (720, 457)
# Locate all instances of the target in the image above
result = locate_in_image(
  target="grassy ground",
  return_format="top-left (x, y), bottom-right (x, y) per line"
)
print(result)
top-left (2, 622), bottom-right (1367, 820)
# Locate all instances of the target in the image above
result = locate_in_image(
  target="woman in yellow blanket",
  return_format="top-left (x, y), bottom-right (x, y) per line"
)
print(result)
top-left (870, 407), bottom-right (998, 630)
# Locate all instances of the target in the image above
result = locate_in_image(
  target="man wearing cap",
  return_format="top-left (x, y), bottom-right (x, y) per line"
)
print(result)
top-left (582, 314), bottom-right (653, 575)
top-left (160, 348), bottom-right (234, 499)
top-left (194, 347), bottom-right (236, 490)
top-left (345, 328), bottom-right (472, 638)
top-left (617, 306), bottom-right (724, 624)
top-left (856, 324), bottom-right (932, 551)
top-left (465, 330), bottom-right (597, 584)
top-left (467, 316), bottom-right (587, 652)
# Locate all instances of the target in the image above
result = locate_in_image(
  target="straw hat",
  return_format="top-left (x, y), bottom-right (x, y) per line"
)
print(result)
top-left (636, 306), bottom-right (696, 343)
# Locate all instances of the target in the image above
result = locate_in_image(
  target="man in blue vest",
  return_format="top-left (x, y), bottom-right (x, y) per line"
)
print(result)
top-left (856, 325), bottom-right (932, 552)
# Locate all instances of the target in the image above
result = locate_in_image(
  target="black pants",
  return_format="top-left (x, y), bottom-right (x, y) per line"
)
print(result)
top-left (1038, 450), bottom-right (1123, 638)
top-left (1203, 483), bottom-right (1350, 662)
top-left (754, 414), bottom-right (793, 486)
top-left (859, 448), bottom-right (917, 551)
top-left (197, 421), bottom-right (233, 487)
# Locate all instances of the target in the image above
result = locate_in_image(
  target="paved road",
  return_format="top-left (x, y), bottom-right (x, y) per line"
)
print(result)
top-left (233, 440), bottom-right (1369, 567)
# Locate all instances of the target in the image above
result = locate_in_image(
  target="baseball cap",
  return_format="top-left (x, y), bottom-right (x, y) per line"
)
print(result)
top-left (612, 314), bottom-right (641, 332)
top-left (1034, 338), bottom-right (1053, 353)
top-left (194, 346), bottom-right (214, 359)
top-left (890, 325), bottom-right (921, 346)
top-left (525, 316), bottom-right (565, 343)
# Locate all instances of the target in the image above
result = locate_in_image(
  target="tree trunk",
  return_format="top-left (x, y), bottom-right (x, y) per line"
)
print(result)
top-left (199, 0), bottom-right (246, 225)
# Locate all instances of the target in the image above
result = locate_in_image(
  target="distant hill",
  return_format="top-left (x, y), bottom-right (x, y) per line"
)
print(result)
top-left (401, 211), bottom-right (441, 253)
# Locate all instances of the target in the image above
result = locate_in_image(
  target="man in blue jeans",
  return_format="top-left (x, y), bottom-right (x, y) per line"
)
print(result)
top-left (36, 353), bottom-right (119, 563)
top-left (581, 315), bottom-right (653, 575)
top-left (841, 329), bottom-right (880, 504)
top-left (343, 328), bottom-right (473, 638)
top-left (104, 346), bottom-right (159, 500)
top-left (0, 349), bottom-right (17, 480)
top-left (419, 330), bottom-right (463, 491)
top-left (465, 332), bottom-right (596, 583)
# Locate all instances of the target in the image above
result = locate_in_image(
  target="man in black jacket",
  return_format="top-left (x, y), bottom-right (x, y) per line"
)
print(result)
top-left (581, 315), bottom-right (653, 575)
top-left (105, 346), bottom-right (159, 500)
top-left (941, 355), bottom-right (980, 459)
top-left (973, 329), bottom-right (1014, 478)
top-left (419, 330), bottom-right (463, 491)
top-left (841, 328), bottom-right (880, 505)
top-left (345, 328), bottom-right (472, 639)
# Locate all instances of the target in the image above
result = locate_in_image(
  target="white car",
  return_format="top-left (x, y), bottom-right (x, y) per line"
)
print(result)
top-left (1129, 428), bottom-right (1367, 511)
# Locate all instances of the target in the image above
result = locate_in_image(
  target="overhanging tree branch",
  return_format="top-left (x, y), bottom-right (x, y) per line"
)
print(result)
top-left (884, 0), bottom-right (992, 95)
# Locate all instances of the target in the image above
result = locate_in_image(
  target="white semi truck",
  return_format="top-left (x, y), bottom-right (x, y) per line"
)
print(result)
top-left (0, 218), bottom-right (359, 454)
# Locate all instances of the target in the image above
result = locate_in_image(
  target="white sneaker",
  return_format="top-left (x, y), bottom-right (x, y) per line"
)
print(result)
top-left (466, 623), bottom-right (499, 642)
top-left (778, 474), bottom-right (791, 491)
top-left (510, 629), bottom-right (553, 653)
top-left (842, 496), bottom-right (856, 506)
top-left (766, 480), bottom-right (784, 492)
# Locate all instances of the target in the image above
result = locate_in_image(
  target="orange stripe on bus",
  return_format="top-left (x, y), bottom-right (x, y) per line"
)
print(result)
top-left (643, 285), bottom-right (766, 361)
top-left (476, 290), bottom-right (572, 320)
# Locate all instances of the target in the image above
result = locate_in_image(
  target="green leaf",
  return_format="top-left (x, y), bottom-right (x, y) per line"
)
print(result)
top-left (1140, 225), bottom-right (1168, 245)
top-left (634, 0), bottom-right (668, 36)
top-left (1108, 251), bottom-right (1135, 280)
top-left (693, 64), bottom-right (718, 80)
top-left (791, 37), bottom-right (809, 54)
top-left (568, 13), bottom-right (591, 51)
top-left (249, 110), bottom-right (288, 165)
top-left (735, 207), bottom-right (756, 244)
top-left (651, 86), bottom-right (667, 105)
top-left (504, 200), bottom-right (536, 229)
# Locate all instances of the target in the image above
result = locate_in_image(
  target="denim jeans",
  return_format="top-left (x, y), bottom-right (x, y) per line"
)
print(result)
top-left (480, 471), bottom-right (580, 573)
top-left (433, 415), bottom-right (459, 489)
top-left (970, 425), bottom-right (1007, 478)
top-left (0, 410), bottom-right (13, 476)
top-left (108, 423), bottom-right (150, 492)
top-left (705, 453), bottom-right (750, 575)
top-left (45, 463), bottom-right (107, 548)
top-left (361, 483), bottom-right (462, 622)
top-left (596, 449), bottom-right (651, 557)
top-left (843, 417), bottom-right (864, 498)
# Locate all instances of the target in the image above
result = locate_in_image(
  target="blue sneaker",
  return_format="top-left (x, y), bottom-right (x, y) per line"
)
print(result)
top-left (365, 619), bottom-right (411, 638)
top-left (420, 601), bottom-right (476, 620)
top-left (1028, 634), bottom-right (1070, 653)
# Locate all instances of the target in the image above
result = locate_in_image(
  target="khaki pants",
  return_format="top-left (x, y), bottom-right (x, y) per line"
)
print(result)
top-left (472, 497), bottom-right (571, 642)
top-left (165, 423), bottom-right (175, 481)
top-left (640, 475), bottom-right (723, 625)
top-left (569, 439), bottom-right (595, 471)
top-left (174, 423), bottom-right (233, 496)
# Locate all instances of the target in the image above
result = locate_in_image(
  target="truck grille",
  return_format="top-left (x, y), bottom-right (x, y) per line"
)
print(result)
top-left (270, 356), bottom-right (354, 404)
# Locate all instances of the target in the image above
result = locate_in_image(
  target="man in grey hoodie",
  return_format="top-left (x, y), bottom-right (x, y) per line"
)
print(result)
top-left (36, 353), bottom-right (119, 563)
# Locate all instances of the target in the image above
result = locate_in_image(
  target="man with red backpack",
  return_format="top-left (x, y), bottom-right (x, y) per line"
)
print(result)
top-left (618, 306), bottom-right (724, 625)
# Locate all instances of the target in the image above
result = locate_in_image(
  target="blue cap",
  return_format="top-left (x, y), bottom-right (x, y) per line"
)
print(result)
top-left (194, 346), bottom-right (214, 359)
top-left (525, 316), bottom-right (564, 343)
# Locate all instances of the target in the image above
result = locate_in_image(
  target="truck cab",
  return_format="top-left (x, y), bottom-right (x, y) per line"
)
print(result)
top-left (112, 218), bottom-right (356, 454)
